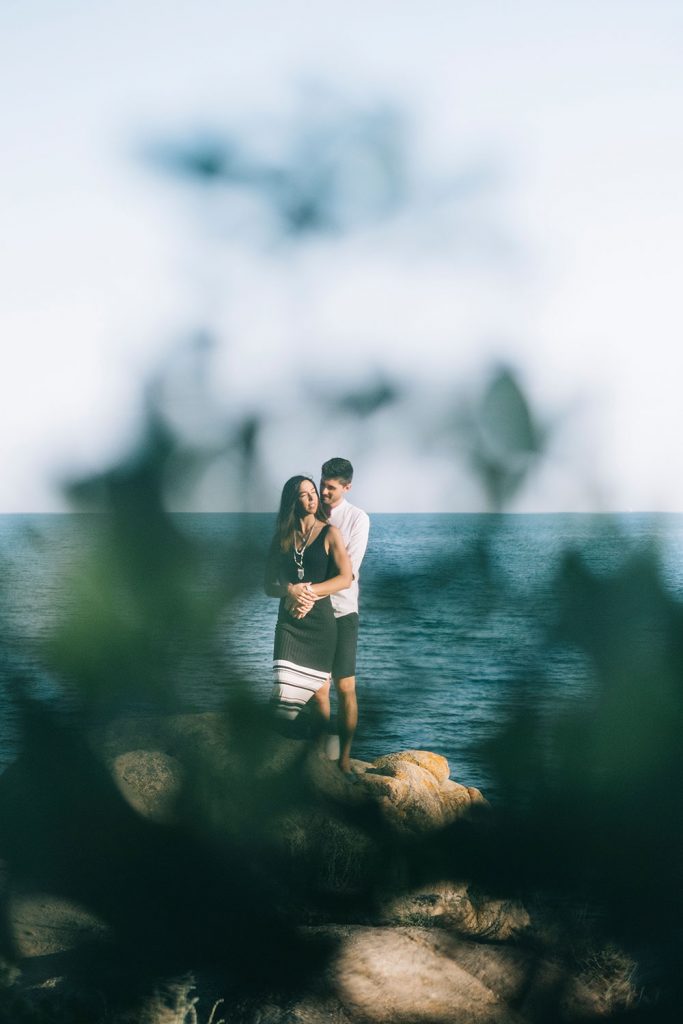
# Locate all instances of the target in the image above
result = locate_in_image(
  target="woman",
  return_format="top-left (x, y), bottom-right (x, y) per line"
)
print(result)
top-left (264, 475), bottom-right (352, 725)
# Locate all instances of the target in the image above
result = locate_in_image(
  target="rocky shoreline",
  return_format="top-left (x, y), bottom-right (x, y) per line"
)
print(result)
top-left (0, 712), bottom-right (637, 1022)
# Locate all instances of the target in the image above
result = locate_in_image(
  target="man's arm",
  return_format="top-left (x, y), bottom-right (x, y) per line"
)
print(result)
top-left (345, 510), bottom-right (370, 579)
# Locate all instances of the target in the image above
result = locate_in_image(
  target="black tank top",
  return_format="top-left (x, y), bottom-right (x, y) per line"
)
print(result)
top-left (279, 525), bottom-right (334, 585)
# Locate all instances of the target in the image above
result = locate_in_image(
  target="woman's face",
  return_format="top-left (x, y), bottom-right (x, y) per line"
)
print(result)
top-left (297, 480), bottom-right (319, 517)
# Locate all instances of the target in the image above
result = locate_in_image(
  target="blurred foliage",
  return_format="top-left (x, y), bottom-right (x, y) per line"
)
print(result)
top-left (469, 367), bottom-right (546, 511)
top-left (146, 99), bottom-right (408, 239)
top-left (144, 91), bottom-right (499, 250)
top-left (1, 94), bottom-right (682, 1023)
top-left (46, 379), bottom-right (265, 710)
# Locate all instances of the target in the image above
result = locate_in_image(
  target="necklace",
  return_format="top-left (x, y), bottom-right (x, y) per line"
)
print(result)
top-left (293, 525), bottom-right (315, 580)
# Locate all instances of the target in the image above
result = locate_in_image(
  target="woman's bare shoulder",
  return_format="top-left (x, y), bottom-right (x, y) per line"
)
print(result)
top-left (323, 523), bottom-right (343, 548)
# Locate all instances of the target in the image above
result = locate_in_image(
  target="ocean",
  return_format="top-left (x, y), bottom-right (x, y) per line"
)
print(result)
top-left (1, 513), bottom-right (683, 796)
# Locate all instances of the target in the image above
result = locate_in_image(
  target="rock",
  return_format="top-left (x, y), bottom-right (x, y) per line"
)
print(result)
top-left (1, 923), bottom-right (638, 1024)
top-left (99, 711), bottom-right (305, 782)
top-left (372, 749), bottom-right (451, 784)
top-left (102, 721), bottom-right (488, 842)
top-left (101, 718), bottom-right (486, 835)
top-left (8, 892), bottom-right (110, 958)
top-left (317, 925), bottom-right (617, 1024)
top-left (0, 713), bottom-right (640, 1023)
top-left (97, 712), bottom-right (230, 765)
top-left (307, 746), bottom-right (487, 835)
top-left (377, 882), bottom-right (530, 941)
top-left (329, 925), bottom-right (523, 1023)
top-left (112, 750), bottom-right (183, 824)
top-left (92, 721), bottom-right (524, 937)
top-left (1, 712), bottom-right (522, 950)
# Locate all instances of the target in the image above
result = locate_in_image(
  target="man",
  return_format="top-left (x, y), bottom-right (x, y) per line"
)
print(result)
top-left (319, 457), bottom-right (370, 773)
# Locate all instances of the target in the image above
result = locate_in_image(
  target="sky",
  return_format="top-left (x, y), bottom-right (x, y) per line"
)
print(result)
top-left (2, 0), bottom-right (682, 513)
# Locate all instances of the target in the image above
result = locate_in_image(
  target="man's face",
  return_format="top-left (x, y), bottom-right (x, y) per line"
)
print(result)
top-left (320, 477), bottom-right (351, 509)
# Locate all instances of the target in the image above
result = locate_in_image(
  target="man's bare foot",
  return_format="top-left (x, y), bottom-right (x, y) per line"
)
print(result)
top-left (339, 759), bottom-right (360, 782)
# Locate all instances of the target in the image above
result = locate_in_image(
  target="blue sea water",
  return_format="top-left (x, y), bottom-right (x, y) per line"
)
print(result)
top-left (1, 513), bottom-right (683, 795)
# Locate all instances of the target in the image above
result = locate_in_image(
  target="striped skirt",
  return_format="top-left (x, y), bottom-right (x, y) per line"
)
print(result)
top-left (271, 598), bottom-right (337, 721)
top-left (271, 659), bottom-right (330, 720)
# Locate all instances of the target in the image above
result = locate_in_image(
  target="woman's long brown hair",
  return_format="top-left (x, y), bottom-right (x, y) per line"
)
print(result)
top-left (274, 475), bottom-right (328, 551)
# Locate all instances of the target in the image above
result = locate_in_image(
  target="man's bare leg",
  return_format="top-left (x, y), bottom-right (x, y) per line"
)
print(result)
top-left (335, 675), bottom-right (358, 773)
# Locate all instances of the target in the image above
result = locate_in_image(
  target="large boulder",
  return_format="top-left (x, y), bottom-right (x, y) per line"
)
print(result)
top-left (100, 718), bottom-right (526, 941)
top-left (323, 925), bottom-right (617, 1024)
top-left (0, 708), bottom-right (639, 1022)
top-left (0, 711), bottom-right (527, 957)
top-left (330, 926), bottom-right (524, 1024)
top-left (306, 746), bottom-right (488, 834)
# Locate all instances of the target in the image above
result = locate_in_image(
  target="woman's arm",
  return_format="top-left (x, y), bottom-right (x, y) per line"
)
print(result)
top-left (307, 526), bottom-right (353, 598)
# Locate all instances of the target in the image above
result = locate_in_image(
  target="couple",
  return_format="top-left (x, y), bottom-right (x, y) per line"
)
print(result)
top-left (264, 458), bottom-right (370, 775)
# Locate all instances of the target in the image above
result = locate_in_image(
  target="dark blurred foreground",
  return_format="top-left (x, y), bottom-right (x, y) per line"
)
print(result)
top-left (0, 362), bottom-right (682, 1023)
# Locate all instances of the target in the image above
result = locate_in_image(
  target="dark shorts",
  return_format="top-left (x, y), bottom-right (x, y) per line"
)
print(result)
top-left (332, 612), bottom-right (359, 679)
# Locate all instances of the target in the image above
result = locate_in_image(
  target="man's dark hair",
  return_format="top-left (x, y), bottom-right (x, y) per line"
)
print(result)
top-left (321, 457), bottom-right (353, 484)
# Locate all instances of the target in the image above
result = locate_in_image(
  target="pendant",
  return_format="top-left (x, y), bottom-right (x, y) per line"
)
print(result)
top-left (297, 567), bottom-right (304, 580)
